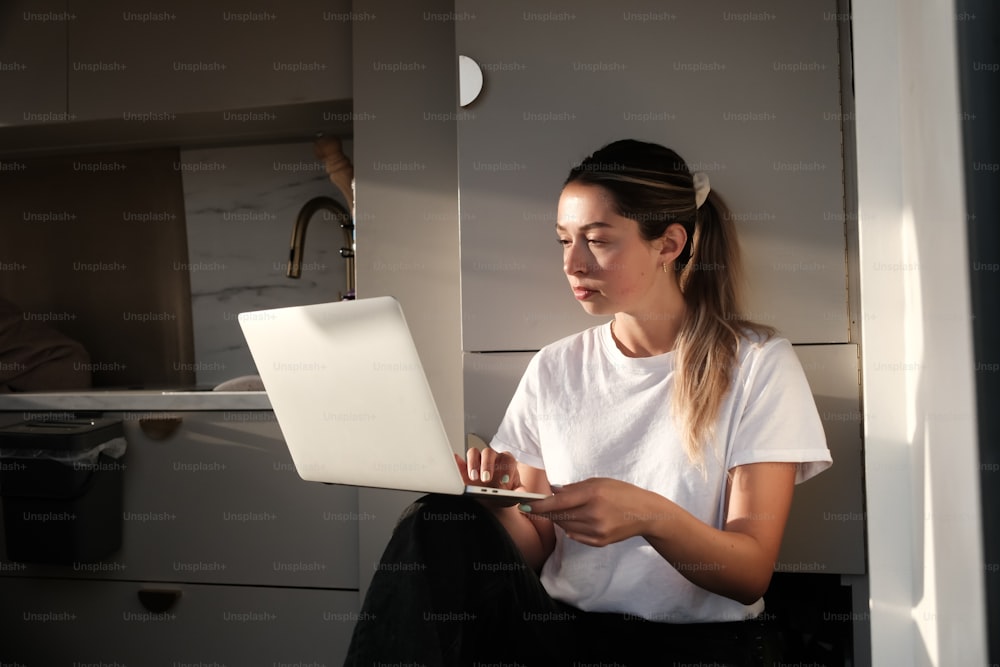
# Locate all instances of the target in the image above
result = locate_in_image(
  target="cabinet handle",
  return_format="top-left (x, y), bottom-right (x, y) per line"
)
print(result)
top-left (138, 416), bottom-right (182, 440)
top-left (458, 55), bottom-right (484, 106)
top-left (138, 587), bottom-right (183, 613)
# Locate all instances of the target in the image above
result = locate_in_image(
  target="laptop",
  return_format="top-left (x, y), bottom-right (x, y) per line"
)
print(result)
top-left (238, 296), bottom-right (546, 501)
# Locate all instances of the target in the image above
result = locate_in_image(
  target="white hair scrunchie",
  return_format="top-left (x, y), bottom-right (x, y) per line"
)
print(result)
top-left (692, 171), bottom-right (711, 209)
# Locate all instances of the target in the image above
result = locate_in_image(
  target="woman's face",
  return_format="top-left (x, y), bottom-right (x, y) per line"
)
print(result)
top-left (556, 182), bottom-right (673, 317)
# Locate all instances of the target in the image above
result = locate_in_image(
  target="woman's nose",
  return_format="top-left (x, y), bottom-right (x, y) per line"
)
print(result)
top-left (563, 243), bottom-right (591, 275)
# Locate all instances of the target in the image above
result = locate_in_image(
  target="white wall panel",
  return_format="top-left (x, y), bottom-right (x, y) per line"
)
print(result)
top-left (457, 0), bottom-right (849, 349)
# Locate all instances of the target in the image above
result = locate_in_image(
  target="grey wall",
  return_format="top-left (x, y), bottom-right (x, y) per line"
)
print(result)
top-left (351, 0), bottom-right (463, 596)
top-left (456, 0), bottom-right (850, 350)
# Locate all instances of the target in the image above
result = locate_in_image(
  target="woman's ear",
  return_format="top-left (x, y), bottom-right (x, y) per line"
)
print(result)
top-left (657, 223), bottom-right (689, 263)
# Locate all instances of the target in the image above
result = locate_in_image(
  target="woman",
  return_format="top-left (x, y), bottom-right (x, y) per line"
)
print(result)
top-left (345, 139), bottom-right (832, 666)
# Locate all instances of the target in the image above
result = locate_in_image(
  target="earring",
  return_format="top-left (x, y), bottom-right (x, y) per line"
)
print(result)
top-left (662, 263), bottom-right (669, 273)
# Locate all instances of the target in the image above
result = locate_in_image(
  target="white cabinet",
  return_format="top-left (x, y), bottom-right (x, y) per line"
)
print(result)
top-left (0, 412), bottom-right (358, 587)
top-left (456, 0), bottom-right (850, 350)
top-left (0, 577), bottom-right (357, 666)
top-left (464, 343), bottom-right (865, 574)
top-left (0, 0), bottom-right (69, 126)
top-left (64, 0), bottom-right (352, 120)
top-left (0, 409), bottom-right (360, 663)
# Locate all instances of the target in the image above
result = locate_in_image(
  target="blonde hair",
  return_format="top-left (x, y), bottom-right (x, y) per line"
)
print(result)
top-left (565, 140), bottom-right (774, 467)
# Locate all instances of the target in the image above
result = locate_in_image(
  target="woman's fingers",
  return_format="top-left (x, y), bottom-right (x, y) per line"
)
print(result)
top-left (461, 447), bottom-right (520, 488)
top-left (494, 452), bottom-right (519, 489)
top-left (524, 479), bottom-right (652, 547)
top-left (478, 447), bottom-right (497, 483)
top-left (464, 447), bottom-right (482, 481)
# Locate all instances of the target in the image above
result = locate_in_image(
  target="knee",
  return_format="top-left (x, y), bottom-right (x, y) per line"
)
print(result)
top-left (392, 494), bottom-right (513, 550)
top-left (400, 493), bottom-right (487, 526)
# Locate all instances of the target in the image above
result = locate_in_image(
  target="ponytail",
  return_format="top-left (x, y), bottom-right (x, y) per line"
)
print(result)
top-left (673, 189), bottom-right (774, 469)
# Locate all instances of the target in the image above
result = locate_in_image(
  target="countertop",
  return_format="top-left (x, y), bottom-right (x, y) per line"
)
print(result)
top-left (0, 390), bottom-right (272, 412)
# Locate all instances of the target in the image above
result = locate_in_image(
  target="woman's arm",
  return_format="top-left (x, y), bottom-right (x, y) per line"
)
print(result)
top-left (527, 461), bottom-right (797, 605)
top-left (458, 451), bottom-right (556, 572)
top-left (490, 464), bottom-right (556, 573)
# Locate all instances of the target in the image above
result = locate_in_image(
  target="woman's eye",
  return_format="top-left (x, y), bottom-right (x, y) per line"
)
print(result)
top-left (556, 237), bottom-right (606, 246)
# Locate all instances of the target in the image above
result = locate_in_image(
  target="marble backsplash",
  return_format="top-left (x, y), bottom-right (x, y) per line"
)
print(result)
top-left (180, 140), bottom-right (353, 387)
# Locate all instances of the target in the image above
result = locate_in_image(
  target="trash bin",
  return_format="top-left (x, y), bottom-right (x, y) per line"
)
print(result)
top-left (0, 417), bottom-right (126, 564)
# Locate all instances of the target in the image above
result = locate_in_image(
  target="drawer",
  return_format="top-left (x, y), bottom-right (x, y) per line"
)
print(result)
top-left (0, 411), bottom-right (359, 588)
top-left (0, 576), bottom-right (359, 666)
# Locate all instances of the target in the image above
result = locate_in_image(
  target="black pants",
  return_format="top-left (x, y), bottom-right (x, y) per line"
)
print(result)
top-left (344, 494), bottom-right (782, 667)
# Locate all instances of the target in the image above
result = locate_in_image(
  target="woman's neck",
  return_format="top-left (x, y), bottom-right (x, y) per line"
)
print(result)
top-left (611, 305), bottom-right (687, 358)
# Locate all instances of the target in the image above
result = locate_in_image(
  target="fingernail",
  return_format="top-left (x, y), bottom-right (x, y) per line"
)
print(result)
top-left (469, 469), bottom-right (479, 481)
top-left (482, 470), bottom-right (491, 483)
top-left (501, 474), bottom-right (510, 485)
top-left (518, 504), bottom-right (532, 513)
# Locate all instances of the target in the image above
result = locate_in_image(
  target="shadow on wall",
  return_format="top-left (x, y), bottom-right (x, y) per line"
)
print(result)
top-left (0, 148), bottom-right (195, 390)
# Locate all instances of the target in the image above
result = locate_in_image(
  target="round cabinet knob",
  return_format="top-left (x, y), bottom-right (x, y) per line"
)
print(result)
top-left (458, 55), bottom-right (484, 107)
top-left (138, 587), bottom-right (183, 613)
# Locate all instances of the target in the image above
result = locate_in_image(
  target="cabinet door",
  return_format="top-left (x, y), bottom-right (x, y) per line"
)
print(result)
top-left (457, 0), bottom-right (849, 350)
top-left (0, 1), bottom-right (68, 126)
top-left (0, 412), bottom-right (359, 588)
top-left (776, 344), bottom-right (865, 575)
top-left (0, 577), bottom-right (358, 666)
top-left (67, 0), bottom-right (352, 120)
top-left (463, 344), bottom-right (865, 574)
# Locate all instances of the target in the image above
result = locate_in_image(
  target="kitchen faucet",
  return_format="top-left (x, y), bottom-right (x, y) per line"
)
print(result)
top-left (287, 196), bottom-right (355, 298)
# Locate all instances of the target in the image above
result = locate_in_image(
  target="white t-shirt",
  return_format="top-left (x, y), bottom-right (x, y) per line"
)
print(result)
top-left (490, 323), bottom-right (832, 623)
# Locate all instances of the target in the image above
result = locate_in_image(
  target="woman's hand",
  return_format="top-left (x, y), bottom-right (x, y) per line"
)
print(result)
top-left (522, 478), bottom-right (660, 547)
top-left (460, 446), bottom-right (522, 489)
top-left (525, 464), bottom-right (798, 605)
top-left (454, 448), bottom-right (557, 570)
top-left (453, 448), bottom-right (524, 508)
